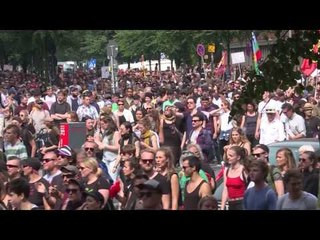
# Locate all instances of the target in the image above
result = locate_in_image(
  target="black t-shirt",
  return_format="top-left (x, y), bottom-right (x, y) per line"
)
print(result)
top-left (152, 173), bottom-right (170, 195)
top-left (50, 101), bottom-right (71, 124)
top-left (29, 178), bottom-right (50, 209)
top-left (83, 176), bottom-right (110, 192)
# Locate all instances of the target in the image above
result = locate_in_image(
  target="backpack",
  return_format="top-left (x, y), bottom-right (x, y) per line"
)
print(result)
top-left (35, 129), bottom-right (53, 159)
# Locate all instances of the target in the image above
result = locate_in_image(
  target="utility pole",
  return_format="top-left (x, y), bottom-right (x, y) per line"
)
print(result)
top-left (107, 40), bottom-right (118, 94)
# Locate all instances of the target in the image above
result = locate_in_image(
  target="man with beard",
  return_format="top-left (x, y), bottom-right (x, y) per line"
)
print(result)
top-left (50, 90), bottom-right (71, 127)
top-left (139, 150), bottom-right (170, 209)
top-left (67, 87), bottom-right (82, 112)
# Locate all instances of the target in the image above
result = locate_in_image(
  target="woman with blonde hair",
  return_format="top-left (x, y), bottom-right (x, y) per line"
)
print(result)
top-left (78, 157), bottom-right (111, 209)
top-left (155, 147), bottom-right (180, 210)
top-left (223, 127), bottom-right (251, 159)
top-left (276, 148), bottom-right (297, 178)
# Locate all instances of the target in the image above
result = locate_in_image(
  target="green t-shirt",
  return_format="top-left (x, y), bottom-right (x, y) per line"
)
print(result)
top-left (112, 103), bottom-right (118, 112)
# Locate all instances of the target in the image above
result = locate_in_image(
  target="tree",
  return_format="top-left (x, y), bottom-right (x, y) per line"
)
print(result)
top-left (230, 30), bottom-right (320, 119)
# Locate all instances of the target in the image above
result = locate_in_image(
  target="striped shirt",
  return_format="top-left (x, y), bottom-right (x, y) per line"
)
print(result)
top-left (4, 140), bottom-right (28, 160)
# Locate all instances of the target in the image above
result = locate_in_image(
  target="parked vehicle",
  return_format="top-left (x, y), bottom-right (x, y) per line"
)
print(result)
top-left (213, 138), bottom-right (320, 209)
top-left (267, 138), bottom-right (320, 165)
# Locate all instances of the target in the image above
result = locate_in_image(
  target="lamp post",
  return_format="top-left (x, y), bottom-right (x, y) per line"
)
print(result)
top-left (107, 40), bottom-right (118, 93)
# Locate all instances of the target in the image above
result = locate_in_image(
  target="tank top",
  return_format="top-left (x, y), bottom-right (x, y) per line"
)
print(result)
top-left (184, 180), bottom-right (206, 210)
top-left (226, 170), bottom-right (246, 199)
top-left (244, 113), bottom-right (257, 135)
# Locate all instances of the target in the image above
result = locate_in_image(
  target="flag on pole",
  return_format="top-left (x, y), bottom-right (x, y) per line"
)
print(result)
top-left (300, 40), bottom-right (319, 77)
top-left (214, 50), bottom-right (227, 77)
top-left (251, 32), bottom-right (262, 75)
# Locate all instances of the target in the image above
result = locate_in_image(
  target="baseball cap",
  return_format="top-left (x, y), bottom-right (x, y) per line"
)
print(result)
top-left (57, 145), bottom-right (72, 157)
top-left (83, 190), bottom-right (104, 205)
top-left (22, 158), bottom-right (41, 171)
top-left (61, 165), bottom-right (79, 175)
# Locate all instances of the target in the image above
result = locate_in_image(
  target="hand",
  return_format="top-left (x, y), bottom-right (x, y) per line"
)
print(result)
top-left (35, 182), bottom-right (47, 193)
top-left (49, 185), bottom-right (60, 198)
top-left (40, 147), bottom-right (47, 154)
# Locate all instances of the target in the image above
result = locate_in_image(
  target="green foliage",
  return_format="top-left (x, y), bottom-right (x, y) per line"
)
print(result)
top-left (230, 30), bottom-right (320, 119)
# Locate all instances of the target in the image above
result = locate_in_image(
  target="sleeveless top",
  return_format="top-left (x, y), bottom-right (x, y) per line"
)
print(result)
top-left (244, 113), bottom-right (258, 135)
top-left (102, 133), bottom-right (118, 162)
top-left (226, 170), bottom-right (246, 199)
top-left (184, 180), bottom-right (206, 210)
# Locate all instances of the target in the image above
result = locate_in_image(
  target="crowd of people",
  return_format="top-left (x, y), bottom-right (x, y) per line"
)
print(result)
top-left (0, 65), bottom-right (319, 210)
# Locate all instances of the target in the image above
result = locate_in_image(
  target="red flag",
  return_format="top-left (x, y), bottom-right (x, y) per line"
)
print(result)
top-left (214, 50), bottom-right (227, 77)
top-left (301, 59), bottom-right (317, 76)
top-left (301, 41), bottom-right (319, 76)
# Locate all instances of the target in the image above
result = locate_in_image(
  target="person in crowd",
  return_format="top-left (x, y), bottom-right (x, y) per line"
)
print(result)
top-left (182, 155), bottom-right (211, 210)
top-left (244, 159), bottom-right (277, 210)
top-left (137, 179), bottom-right (163, 210)
top-left (281, 103), bottom-right (306, 140)
top-left (221, 146), bottom-right (248, 210)
top-left (8, 178), bottom-right (39, 210)
top-left (11, 117), bottom-right (36, 157)
top-left (94, 116), bottom-right (120, 183)
top-left (276, 147), bottom-right (297, 178)
top-left (80, 190), bottom-right (105, 210)
top-left (223, 127), bottom-right (251, 159)
top-left (66, 111), bottom-right (79, 123)
top-left (4, 124), bottom-right (28, 160)
top-left (137, 117), bottom-right (159, 152)
top-left (252, 144), bottom-right (284, 196)
top-left (78, 157), bottom-right (111, 209)
top-left (50, 90), bottom-right (71, 127)
top-left (114, 99), bottom-right (134, 128)
top-left (299, 151), bottom-right (319, 197)
top-left (61, 179), bottom-right (85, 210)
top-left (159, 106), bottom-right (183, 165)
top-left (139, 149), bottom-right (170, 209)
top-left (277, 169), bottom-right (318, 210)
top-left (155, 147), bottom-right (180, 210)
top-left (197, 195), bottom-right (218, 210)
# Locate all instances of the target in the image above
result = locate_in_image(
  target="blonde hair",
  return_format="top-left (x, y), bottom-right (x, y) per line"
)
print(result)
top-left (82, 157), bottom-right (102, 177)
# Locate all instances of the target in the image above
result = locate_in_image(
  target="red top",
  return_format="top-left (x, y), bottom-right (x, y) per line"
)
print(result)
top-left (226, 174), bottom-right (246, 199)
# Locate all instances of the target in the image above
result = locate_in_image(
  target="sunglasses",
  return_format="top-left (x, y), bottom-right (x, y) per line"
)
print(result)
top-left (252, 152), bottom-right (266, 157)
top-left (62, 174), bottom-right (75, 178)
top-left (146, 108), bottom-right (152, 110)
top-left (299, 158), bottom-right (307, 162)
top-left (140, 191), bottom-right (155, 198)
top-left (6, 164), bottom-right (19, 168)
top-left (42, 158), bottom-right (55, 163)
top-left (118, 103), bottom-right (124, 106)
top-left (141, 159), bottom-right (153, 164)
top-left (85, 147), bottom-right (94, 152)
top-left (192, 120), bottom-right (201, 122)
top-left (66, 188), bottom-right (78, 194)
